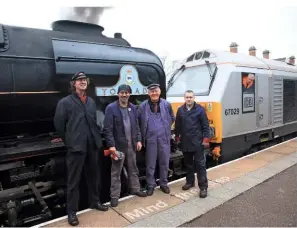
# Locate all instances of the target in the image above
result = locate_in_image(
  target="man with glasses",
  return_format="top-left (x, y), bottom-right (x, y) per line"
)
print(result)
top-left (103, 84), bottom-right (147, 208)
top-left (174, 90), bottom-right (210, 198)
top-left (137, 83), bottom-right (175, 196)
top-left (54, 72), bottom-right (108, 226)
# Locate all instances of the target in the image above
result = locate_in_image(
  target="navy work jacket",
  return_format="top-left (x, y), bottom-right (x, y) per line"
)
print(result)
top-left (174, 102), bottom-right (210, 152)
top-left (103, 101), bottom-right (141, 153)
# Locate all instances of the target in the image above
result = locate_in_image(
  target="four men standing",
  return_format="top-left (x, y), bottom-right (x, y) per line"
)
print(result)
top-left (54, 74), bottom-right (210, 226)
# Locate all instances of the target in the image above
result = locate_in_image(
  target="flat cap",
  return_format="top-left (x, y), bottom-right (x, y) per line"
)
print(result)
top-left (147, 83), bottom-right (160, 90)
top-left (71, 72), bottom-right (87, 81)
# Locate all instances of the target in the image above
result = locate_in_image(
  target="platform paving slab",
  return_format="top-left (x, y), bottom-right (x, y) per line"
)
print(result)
top-left (127, 150), bottom-right (297, 227)
top-left (267, 143), bottom-right (297, 154)
top-left (264, 153), bottom-right (297, 173)
top-left (112, 188), bottom-right (184, 223)
top-left (207, 157), bottom-right (267, 182)
top-left (44, 209), bottom-right (131, 227)
top-left (246, 150), bottom-right (285, 163)
top-left (169, 179), bottom-right (220, 201)
top-left (207, 184), bottom-right (239, 201)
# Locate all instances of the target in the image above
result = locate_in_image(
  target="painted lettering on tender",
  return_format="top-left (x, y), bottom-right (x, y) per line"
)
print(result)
top-left (124, 200), bottom-right (168, 220)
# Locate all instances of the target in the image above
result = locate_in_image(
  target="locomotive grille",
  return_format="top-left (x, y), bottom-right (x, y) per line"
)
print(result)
top-left (273, 78), bottom-right (283, 125)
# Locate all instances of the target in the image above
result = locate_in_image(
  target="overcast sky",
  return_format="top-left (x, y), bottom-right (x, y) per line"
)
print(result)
top-left (1, 0), bottom-right (296, 63)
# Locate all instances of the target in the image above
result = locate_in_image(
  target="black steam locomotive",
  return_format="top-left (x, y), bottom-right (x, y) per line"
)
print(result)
top-left (0, 20), bottom-right (184, 226)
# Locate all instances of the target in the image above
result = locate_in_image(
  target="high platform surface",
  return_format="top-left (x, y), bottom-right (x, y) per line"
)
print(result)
top-left (181, 164), bottom-right (297, 227)
top-left (32, 137), bottom-right (297, 227)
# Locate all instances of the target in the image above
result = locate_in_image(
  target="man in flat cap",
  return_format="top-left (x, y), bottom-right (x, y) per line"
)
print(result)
top-left (54, 72), bottom-right (108, 226)
top-left (103, 84), bottom-right (147, 207)
top-left (137, 83), bottom-right (175, 196)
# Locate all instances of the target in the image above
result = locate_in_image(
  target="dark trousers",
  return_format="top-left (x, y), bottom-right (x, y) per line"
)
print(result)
top-left (183, 150), bottom-right (208, 190)
top-left (110, 143), bottom-right (141, 199)
top-left (66, 142), bottom-right (100, 213)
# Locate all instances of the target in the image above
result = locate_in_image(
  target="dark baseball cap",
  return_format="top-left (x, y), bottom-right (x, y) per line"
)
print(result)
top-left (117, 84), bottom-right (132, 93)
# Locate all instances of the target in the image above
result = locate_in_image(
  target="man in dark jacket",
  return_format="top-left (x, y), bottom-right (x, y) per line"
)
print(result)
top-left (174, 90), bottom-right (210, 198)
top-left (103, 84), bottom-right (147, 207)
top-left (138, 83), bottom-right (175, 196)
top-left (54, 72), bottom-right (108, 226)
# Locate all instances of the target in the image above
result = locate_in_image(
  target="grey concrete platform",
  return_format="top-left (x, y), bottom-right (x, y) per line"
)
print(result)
top-left (181, 164), bottom-right (297, 227)
top-left (128, 151), bottom-right (297, 227)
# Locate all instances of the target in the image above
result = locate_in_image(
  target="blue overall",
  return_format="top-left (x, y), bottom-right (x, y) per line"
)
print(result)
top-left (145, 105), bottom-right (170, 188)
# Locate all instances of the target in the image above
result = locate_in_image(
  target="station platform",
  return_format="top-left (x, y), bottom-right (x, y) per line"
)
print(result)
top-left (32, 137), bottom-right (297, 227)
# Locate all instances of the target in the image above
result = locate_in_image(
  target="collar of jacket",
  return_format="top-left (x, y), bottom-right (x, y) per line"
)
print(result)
top-left (116, 100), bottom-right (132, 109)
top-left (148, 98), bottom-right (161, 105)
top-left (72, 92), bottom-right (87, 104)
top-left (72, 91), bottom-right (86, 98)
top-left (183, 101), bottom-right (197, 110)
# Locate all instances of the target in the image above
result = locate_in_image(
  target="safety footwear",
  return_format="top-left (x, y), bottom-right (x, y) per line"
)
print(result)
top-left (147, 187), bottom-right (154, 196)
top-left (199, 189), bottom-right (207, 198)
top-left (68, 212), bottom-right (79, 226)
top-left (90, 202), bottom-right (109, 211)
top-left (110, 198), bottom-right (118, 207)
top-left (132, 190), bottom-right (147, 197)
top-left (182, 183), bottom-right (195, 190)
top-left (160, 185), bottom-right (170, 194)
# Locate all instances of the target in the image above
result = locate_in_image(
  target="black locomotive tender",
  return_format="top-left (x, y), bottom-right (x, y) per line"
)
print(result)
top-left (0, 20), bottom-right (184, 226)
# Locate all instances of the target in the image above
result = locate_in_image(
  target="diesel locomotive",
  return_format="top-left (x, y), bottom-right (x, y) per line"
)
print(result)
top-left (167, 45), bottom-right (297, 164)
top-left (0, 20), bottom-right (181, 226)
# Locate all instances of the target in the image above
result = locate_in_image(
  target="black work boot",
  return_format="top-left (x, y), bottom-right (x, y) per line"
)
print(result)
top-left (110, 198), bottom-right (118, 207)
top-left (147, 187), bottom-right (154, 196)
top-left (199, 189), bottom-right (207, 198)
top-left (90, 202), bottom-right (109, 211)
top-left (68, 212), bottom-right (79, 226)
top-left (131, 190), bottom-right (147, 197)
top-left (160, 185), bottom-right (170, 194)
top-left (182, 183), bottom-right (195, 190)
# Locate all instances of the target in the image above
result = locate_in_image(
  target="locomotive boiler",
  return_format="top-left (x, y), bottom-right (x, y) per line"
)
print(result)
top-left (0, 20), bottom-right (173, 226)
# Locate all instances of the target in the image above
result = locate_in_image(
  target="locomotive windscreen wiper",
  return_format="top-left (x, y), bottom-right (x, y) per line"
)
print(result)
top-left (167, 65), bottom-right (185, 92)
top-left (205, 60), bottom-right (213, 78)
top-left (205, 60), bottom-right (218, 90)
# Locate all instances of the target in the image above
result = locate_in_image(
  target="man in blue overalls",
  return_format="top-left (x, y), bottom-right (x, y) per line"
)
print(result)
top-left (138, 83), bottom-right (175, 196)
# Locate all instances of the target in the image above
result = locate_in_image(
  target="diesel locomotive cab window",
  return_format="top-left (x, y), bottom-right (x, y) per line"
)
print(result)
top-left (241, 72), bottom-right (256, 113)
top-left (167, 63), bottom-right (216, 96)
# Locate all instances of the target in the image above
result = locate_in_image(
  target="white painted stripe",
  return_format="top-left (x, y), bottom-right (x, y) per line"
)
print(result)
top-left (32, 137), bottom-right (296, 227)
